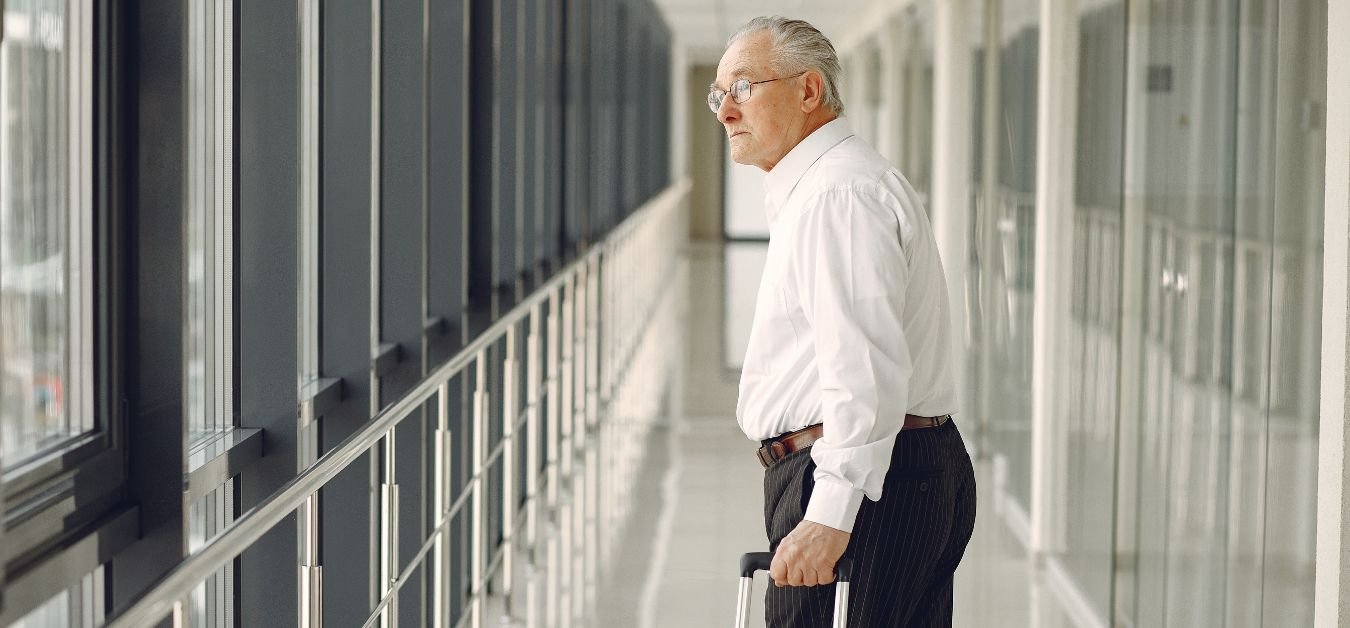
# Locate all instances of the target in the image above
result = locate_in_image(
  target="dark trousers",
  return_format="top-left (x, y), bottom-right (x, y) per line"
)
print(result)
top-left (763, 419), bottom-right (977, 627)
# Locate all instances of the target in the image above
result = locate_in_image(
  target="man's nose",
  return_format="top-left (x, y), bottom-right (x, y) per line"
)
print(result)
top-left (717, 97), bottom-right (738, 125)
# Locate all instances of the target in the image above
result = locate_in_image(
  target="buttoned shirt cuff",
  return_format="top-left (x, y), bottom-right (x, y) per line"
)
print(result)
top-left (803, 476), bottom-right (866, 534)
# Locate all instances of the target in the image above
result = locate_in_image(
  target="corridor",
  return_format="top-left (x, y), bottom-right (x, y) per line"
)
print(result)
top-left (1, 0), bottom-right (1347, 626)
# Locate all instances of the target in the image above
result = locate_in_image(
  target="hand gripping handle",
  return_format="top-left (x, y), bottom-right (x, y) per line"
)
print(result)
top-left (738, 552), bottom-right (853, 582)
top-left (735, 552), bottom-right (853, 628)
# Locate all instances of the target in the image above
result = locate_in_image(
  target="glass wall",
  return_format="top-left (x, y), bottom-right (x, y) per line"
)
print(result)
top-left (1127, 0), bottom-right (1324, 625)
top-left (1256, 4), bottom-right (1324, 624)
top-left (937, 0), bottom-right (1327, 624)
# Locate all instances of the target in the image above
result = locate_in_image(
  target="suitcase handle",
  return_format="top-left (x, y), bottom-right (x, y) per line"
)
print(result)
top-left (735, 552), bottom-right (853, 627)
top-left (738, 551), bottom-right (852, 583)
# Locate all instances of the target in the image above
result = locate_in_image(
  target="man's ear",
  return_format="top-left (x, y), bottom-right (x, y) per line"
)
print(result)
top-left (800, 71), bottom-right (825, 113)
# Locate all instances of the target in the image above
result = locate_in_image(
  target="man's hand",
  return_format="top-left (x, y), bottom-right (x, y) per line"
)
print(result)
top-left (770, 520), bottom-right (850, 587)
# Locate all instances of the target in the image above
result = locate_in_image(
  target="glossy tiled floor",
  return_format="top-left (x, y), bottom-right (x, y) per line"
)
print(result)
top-left (583, 242), bottom-right (1046, 627)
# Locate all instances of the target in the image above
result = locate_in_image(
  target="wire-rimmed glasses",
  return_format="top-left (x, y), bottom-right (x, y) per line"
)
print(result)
top-left (707, 72), bottom-right (806, 113)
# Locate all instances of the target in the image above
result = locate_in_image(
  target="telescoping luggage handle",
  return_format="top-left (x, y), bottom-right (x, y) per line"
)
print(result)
top-left (734, 552), bottom-right (853, 628)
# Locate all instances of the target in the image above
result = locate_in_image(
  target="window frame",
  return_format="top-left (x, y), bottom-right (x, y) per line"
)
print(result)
top-left (1, 0), bottom-right (124, 525)
top-left (0, 1), bottom-right (135, 620)
top-left (184, 0), bottom-right (240, 448)
top-left (1, 0), bottom-right (106, 481)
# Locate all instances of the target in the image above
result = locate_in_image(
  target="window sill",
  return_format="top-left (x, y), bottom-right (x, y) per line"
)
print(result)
top-left (185, 428), bottom-right (262, 504)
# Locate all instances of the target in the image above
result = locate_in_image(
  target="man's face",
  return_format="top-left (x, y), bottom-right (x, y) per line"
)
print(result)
top-left (713, 32), bottom-right (805, 171)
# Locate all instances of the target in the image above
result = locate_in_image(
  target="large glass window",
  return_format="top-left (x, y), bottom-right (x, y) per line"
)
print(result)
top-left (188, 479), bottom-right (237, 627)
top-left (0, 0), bottom-right (94, 467)
top-left (186, 2), bottom-right (237, 625)
top-left (186, 0), bottom-right (235, 444)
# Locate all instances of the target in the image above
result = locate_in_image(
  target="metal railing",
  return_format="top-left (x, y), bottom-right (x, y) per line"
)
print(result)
top-left (107, 179), bottom-right (690, 627)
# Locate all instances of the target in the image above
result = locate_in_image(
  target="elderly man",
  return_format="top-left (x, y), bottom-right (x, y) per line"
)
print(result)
top-left (713, 16), bottom-right (977, 627)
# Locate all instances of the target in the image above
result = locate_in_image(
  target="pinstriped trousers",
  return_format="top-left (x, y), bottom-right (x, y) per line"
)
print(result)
top-left (763, 419), bottom-right (977, 627)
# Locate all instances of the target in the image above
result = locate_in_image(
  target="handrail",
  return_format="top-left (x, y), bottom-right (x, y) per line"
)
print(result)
top-left (106, 179), bottom-right (690, 627)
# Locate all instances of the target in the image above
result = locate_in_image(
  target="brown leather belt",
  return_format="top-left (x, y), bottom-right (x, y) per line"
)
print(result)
top-left (755, 414), bottom-right (950, 469)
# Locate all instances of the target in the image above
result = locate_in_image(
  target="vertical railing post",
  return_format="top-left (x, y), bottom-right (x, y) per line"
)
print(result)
top-left (574, 264), bottom-right (588, 445)
top-left (501, 324), bottom-right (519, 619)
top-left (605, 241), bottom-right (620, 561)
top-left (545, 289), bottom-right (562, 628)
top-left (525, 304), bottom-right (542, 628)
top-left (583, 257), bottom-right (600, 611)
top-left (598, 248), bottom-right (612, 571)
top-left (561, 271), bottom-right (577, 626)
top-left (298, 395), bottom-right (324, 628)
top-left (526, 306), bottom-right (542, 553)
top-left (173, 599), bottom-right (188, 628)
top-left (470, 351), bottom-right (489, 628)
top-left (560, 276), bottom-right (575, 479)
top-left (546, 290), bottom-right (561, 507)
top-left (379, 428), bottom-right (399, 628)
top-left (297, 0), bottom-right (324, 623)
top-left (367, 0), bottom-right (387, 619)
top-left (570, 265), bottom-right (587, 624)
top-left (432, 383), bottom-right (451, 628)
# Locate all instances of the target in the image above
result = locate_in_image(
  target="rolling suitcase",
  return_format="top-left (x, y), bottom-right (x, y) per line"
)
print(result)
top-left (734, 552), bottom-right (853, 628)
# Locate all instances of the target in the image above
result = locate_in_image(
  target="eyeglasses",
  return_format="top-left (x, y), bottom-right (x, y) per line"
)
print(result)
top-left (707, 72), bottom-right (806, 113)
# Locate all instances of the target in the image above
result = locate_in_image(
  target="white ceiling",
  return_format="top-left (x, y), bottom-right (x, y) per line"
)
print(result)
top-left (653, 0), bottom-right (891, 63)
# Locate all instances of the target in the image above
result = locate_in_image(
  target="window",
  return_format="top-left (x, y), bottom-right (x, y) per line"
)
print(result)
top-left (186, 0), bottom-right (235, 444)
top-left (188, 479), bottom-right (237, 627)
top-left (1, 0), bottom-right (95, 468)
top-left (8, 567), bottom-right (103, 628)
top-left (185, 1), bottom-right (237, 625)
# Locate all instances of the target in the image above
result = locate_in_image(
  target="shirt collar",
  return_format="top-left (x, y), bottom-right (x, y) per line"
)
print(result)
top-left (762, 117), bottom-right (855, 225)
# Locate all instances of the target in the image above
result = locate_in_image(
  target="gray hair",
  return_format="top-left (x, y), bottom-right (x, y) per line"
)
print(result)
top-left (727, 16), bottom-right (845, 116)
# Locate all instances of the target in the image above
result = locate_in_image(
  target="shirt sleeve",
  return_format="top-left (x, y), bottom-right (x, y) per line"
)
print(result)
top-left (790, 186), bottom-right (913, 534)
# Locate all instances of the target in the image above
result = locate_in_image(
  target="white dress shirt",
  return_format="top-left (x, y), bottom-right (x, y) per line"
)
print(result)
top-left (736, 118), bottom-right (958, 534)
